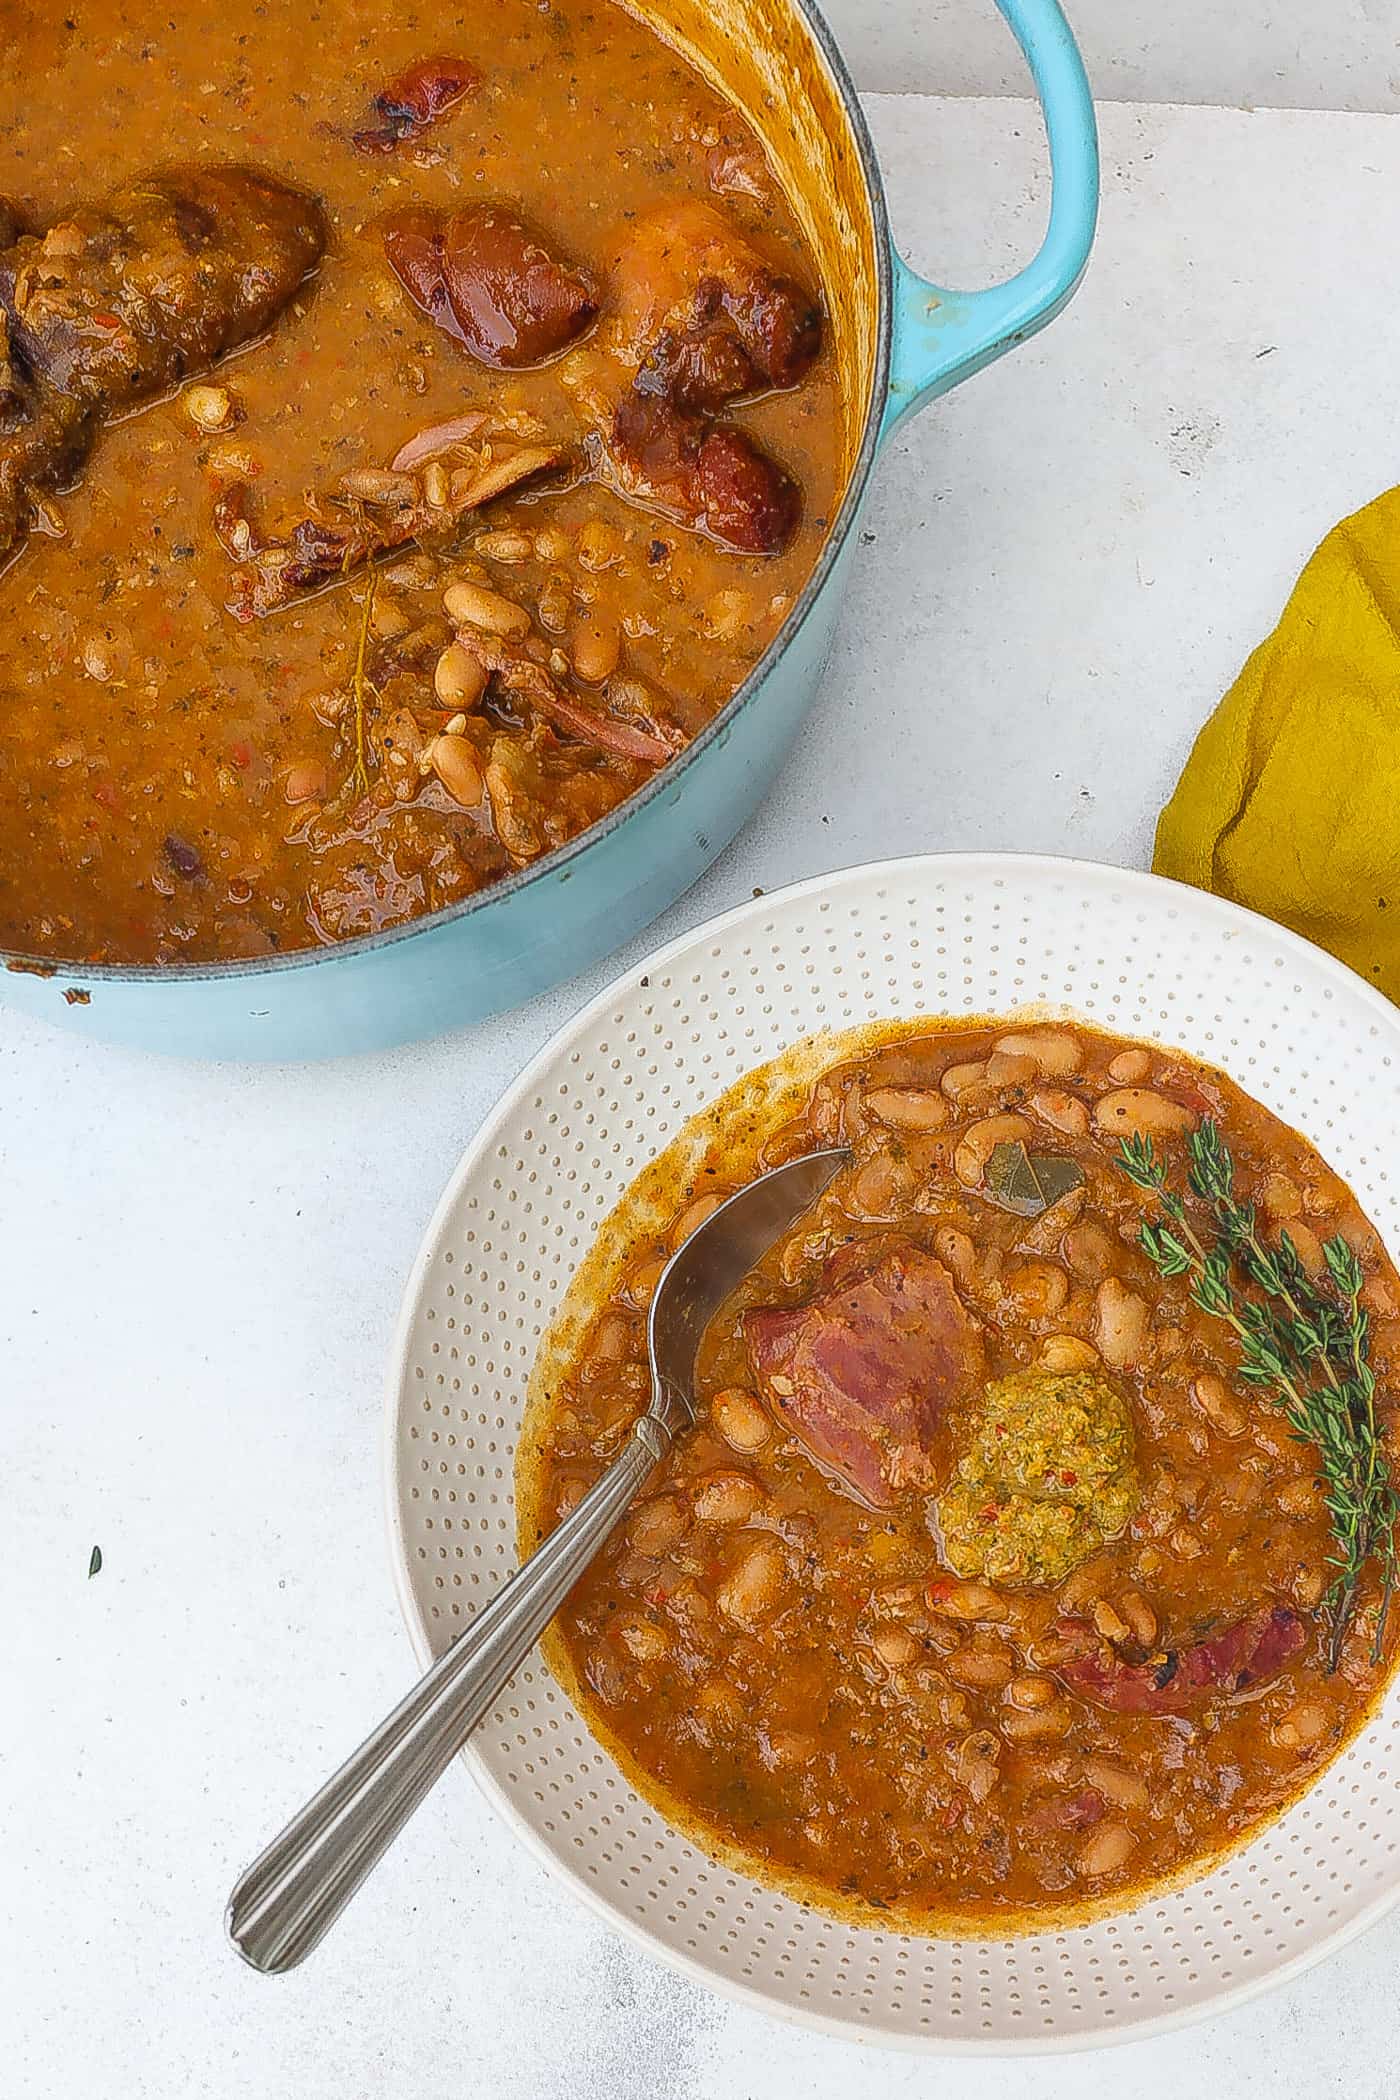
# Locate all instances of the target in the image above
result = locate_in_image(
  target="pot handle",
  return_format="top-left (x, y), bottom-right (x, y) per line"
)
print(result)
top-left (881, 0), bottom-right (1098, 440)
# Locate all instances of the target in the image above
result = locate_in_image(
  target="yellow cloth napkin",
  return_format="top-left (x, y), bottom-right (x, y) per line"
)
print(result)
top-left (1155, 485), bottom-right (1400, 1001)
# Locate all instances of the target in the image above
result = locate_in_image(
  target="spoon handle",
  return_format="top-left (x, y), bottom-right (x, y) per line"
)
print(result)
top-left (227, 1400), bottom-right (681, 1974)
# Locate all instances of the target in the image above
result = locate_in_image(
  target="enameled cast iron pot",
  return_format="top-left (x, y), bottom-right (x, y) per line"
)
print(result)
top-left (1, 0), bottom-right (1098, 1058)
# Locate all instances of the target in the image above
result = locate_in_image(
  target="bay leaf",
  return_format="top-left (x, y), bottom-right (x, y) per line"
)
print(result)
top-left (983, 1140), bottom-right (1085, 1218)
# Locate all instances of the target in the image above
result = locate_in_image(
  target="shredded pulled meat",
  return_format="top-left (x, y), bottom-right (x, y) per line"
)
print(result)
top-left (215, 439), bottom-right (564, 618)
top-left (1054, 1604), bottom-right (1308, 1713)
top-left (453, 634), bottom-right (681, 767)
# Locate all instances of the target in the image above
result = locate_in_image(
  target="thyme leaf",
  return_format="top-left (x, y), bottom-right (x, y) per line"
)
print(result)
top-left (348, 565), bottom-right (379, 797)
top-left (1117, 1119), bottom-right (1397, 1668)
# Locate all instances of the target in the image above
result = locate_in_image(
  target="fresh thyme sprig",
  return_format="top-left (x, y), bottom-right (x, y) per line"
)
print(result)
top-left (1117, 1120), bottom-right (1397, 1668)
top-left (347, 564), bottom-right (379, 797)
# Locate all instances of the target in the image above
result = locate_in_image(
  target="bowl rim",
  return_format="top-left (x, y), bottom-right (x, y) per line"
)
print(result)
top-left (1, 0), bottom-right (895, 988)
top-left (383, 849), bottom-right (1400, 2054)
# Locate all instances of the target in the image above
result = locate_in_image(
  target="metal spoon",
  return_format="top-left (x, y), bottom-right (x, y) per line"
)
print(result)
top-left (227, 1144), bottom-right (851, 1974)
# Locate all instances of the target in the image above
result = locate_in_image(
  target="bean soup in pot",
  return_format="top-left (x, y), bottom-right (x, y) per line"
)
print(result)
top-left (0, 0), bottom-right (841, 963)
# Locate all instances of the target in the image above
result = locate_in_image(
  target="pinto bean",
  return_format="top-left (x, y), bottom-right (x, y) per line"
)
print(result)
top-left (1056, 1552), bottom-right (1117, 1613)
top-left (184, 381), bottom-right (238, 432)
top-left (666, 1577), bottom-right (712, 1632)
top-left (434, 640), bottom-right (489, 707)
top-left (1028, 1627), bottom-right (1086, 1669)
top-left (994, 1029), bottom-right (1083, 1076)
top-left (693, 1470), bottom-right (762, 1524)
top-left (1078, 1822), bottom-right (1137, 1877)
top-left (984, 1051), bottom-right (1038, 1089)
top-left (765, 1728), bottom-right (817, 1769)
top-left (863, 1085), bottom-right (949, 1132)
top-left (1192, 1372), bottom-right (1247, 1437)
top-left (473, 528), bottom-right (534, 563)
top-left (626, 1495), bottom-right (686, 1559)
top-left (1030, 1088), bottom-right (1090, 1138)
top-left (955, 1112), bottom-right (1033, 1189)
top-left (1019, 1186), bottom-right (1087, 1257)
top-left (427, 733), bottom-right (484, 808)
top-left (926, 1578), bottom-right (1008, 1623)
top-left (1261, 1172), bottom-right (1303, 1219)
top-left (1001, 1701), bottom-right (1072, 1743)
top-left (619, 1617), bottom-right (669, 1662)
top-left (1093, 1088), bottom-right (1197, 1143)
top-left (1363, 1275), bottom-right (1398, 1318)
top-left (1080, 1758), bottom-right (1150, 1812)
top-left (1093, 1276), bottom-right (1149, 1368)
top-left (846, 1152), bottom-right (917, 1221)
top-left (1038, 1334), bottom-right (1101, 1373)
top-left (588, 1311), bottom-right (635, 1364)
top-left (1106, 1048), bottom-right (1151, 1084)
top-left (934, 1227), bottom-right (977, 1289)
top-left (941, 1060), bottom-right (987, 1100)
top-left (872, 1624), bottom-right (922, 1670)
top-left (370, 594), bottom-right (413, 642)
top-left (622, 1253), bottom-right (667, 1308)
top-left (1091, 1598), bottom-right (1131, 1644)
top-left (695, 1677), bottom-right (743, 1731)
top-left (570, 614), bottom-right (621, 684)
top-left (1063, 1221), bottom-right (1116, 1281)
top-left (1007, 1672), bottom-right (1056, 1709)
top-left (872, 1579), bottom-right (924, 1619)
top-left (1119, 1590), bottom-right (1158, 1645)
top-left (1006, 1259), bottom-right (1070, 1320)
top-left (1272, 1697), bottom-right (1331, 1750)
top-left (947, 1640), bottom-right (1015, 1689)
top-left (283, 760), bottom-right (326, 805)
top-left (443, 578), bottom-right (531, 636)
top-left (1284, 1220), bottom-right (1327, 1279)
top-left (715, 1537), bottom-right (785, 1622)
top-left (711, 1386), bottom-right (771, 1453)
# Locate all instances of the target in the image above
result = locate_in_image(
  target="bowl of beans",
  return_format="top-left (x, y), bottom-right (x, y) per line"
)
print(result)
top-left (387, 851), bottom-right (1400, 2048)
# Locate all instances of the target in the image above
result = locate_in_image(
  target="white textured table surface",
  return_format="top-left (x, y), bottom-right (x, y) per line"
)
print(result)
top-left (825, 0), bottom-right (1400, 113)
top-left (9, 96), bottom-right (1400, 2098)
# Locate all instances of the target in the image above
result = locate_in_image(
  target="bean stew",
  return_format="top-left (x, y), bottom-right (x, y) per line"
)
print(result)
top-left (519, 1018), bottom-right (1400, 1930)
top-left (0, 0), bottom-right (840, 963)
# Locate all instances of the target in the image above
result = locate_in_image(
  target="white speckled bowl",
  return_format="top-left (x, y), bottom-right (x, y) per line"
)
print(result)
top-left (385, 853), bottom-right (1400, 2052)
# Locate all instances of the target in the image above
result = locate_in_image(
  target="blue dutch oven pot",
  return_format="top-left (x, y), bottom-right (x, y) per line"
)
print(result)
top-left (1, 0), bottom-right (1097, 1058)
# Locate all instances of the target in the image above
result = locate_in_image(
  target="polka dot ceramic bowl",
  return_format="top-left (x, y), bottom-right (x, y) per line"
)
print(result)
top-left (385, 852), bottom-right (1400, 2052)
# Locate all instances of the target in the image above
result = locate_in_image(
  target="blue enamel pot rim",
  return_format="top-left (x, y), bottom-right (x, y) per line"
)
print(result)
top-left (4, 0), bottom-right (1092, 988)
